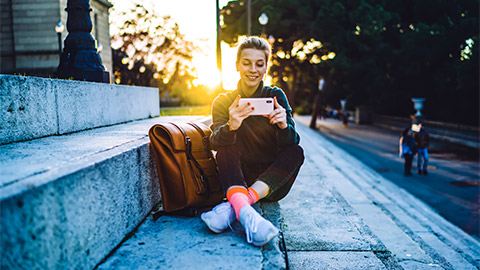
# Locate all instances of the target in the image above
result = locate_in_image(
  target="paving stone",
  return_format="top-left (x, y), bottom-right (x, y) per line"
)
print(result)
top-left (288, 251), bottom-right (386, 270)
top-left (97, 216), bottom-right (263, 270)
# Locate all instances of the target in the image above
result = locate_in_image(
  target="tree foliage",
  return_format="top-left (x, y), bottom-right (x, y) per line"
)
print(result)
top-left (110, 0), bottom-right (203, 104)
top-left (221, 0), bottom-right (479, 125)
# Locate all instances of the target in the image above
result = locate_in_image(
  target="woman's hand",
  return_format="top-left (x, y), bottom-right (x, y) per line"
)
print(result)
top-left (268, 97), bottom-right (288, 129)
top-left (228, 95), bottom-right (254, 131)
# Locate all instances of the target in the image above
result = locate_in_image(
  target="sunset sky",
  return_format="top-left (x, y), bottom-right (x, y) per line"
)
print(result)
top-left (111, 0), bottom-right (239, 90)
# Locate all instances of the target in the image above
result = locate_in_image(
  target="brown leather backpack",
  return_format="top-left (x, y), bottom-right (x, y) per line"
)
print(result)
top-left (148, 122), bottom-right (224, 213)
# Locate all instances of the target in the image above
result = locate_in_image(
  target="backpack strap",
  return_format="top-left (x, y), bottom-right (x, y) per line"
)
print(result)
top-left (188, 122), bottom-right (216, 160)
top-left (152, 207), bottom-right (197, 221)
top-left (188, 122), bottom-right (219, 185)
top-left (170, 122), bottom-right (210, 198)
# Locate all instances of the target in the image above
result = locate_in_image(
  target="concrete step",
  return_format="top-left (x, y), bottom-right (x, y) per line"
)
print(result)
top-left (96, 204), bottom-right (285, 270)
top-left (285, 121), bottom-right (480, 269)
top-left (1, 75), bottom-right (159, 145)
top-left (0, 115), bottom-right (205, 270)
top-left (95, 120), bottom-right (480, 270)
top-left (4, 111), bottom-right (478, 270)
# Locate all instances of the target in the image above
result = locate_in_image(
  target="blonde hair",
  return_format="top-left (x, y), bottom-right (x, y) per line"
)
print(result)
top-left (236, 36), bottom-right (271, 63)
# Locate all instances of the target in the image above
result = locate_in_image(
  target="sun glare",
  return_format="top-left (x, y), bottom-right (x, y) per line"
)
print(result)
top-left (194, 55), bottom-right (221, 89)
top-left (220, 42), bottom-right (239, 90)
top-left (193, 42), bottom-right (240, 91)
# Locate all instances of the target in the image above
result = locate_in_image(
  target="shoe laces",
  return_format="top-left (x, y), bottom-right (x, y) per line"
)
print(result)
top-left (213, 203), bottom-right (234, 232)
top-left (244, 212), bottom-right (258, 244)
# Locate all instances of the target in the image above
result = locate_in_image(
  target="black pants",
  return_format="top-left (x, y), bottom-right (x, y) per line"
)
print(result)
top-left (404, 154), bottom-right (413, 175)
top-left (216, 144), bottom-right (304, 202)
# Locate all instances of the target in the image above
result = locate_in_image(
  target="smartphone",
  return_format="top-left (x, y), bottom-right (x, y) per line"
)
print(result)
top-left (239, 98), bottom-right (274, 115)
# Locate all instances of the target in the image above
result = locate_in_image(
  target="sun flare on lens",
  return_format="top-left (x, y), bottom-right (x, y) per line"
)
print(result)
top-left (220, 43), bottom-right (240, 90)
top-left (194, 56), bottom-right (221, 90)
top-left (194, 44), bottom-right (240, 91)
top-left (192, 38), bottom-right (272, 92)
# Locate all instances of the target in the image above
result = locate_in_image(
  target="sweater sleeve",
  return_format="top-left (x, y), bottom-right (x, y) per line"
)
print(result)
top-left (273, 89), bottom-right (300, 146)
top-left (209, 94), bottom-right (237, 150)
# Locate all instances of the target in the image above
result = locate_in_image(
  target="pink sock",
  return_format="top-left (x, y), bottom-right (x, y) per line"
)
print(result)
top-left (248, 187), bottom-right (260, 205)
top-left (227, 186), bottom-right (250, 219)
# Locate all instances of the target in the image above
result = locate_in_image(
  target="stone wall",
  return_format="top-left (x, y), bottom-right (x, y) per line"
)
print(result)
top-left (0, 74), bottom-right (163, 269)
top-left (0, 74), bottom-right (159, 145)
top-left (0, 0), bottom-right (113, 76)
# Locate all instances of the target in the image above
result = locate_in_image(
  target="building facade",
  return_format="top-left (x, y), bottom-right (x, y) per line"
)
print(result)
top-left (0, 0), bottom-right (112, 78)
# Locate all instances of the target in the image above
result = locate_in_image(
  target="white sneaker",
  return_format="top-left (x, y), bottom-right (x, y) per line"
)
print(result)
top-left (239, 205), bottom-right (279, 246)
top-left (201, 202), bottom-right (236, 233)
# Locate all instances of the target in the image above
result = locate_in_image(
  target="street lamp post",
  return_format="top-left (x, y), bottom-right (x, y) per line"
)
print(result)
top-left (340, 99), bottom-right (347, 111)
top-left (55, 21), bottom-right (64, 60)
top-left (340, 99), bottom-right (348, 127)
top-left (258, 12), bottom-right (268, 37)
top-left (56, 0), bottom-right (110, 83)
top-left (247, 0), bottom-right (251, 35)
top-left (216, 0), bottom-right (223, 90)
top-left (309, 78), bottom-right (325, 129)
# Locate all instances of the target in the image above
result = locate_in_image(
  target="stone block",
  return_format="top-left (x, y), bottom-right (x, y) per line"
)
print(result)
top-left (1, 141), bottom-right (160, 270)
top-left (56, 81), bottom-right (159, 134)
top-left (288, 251), bottom-right (386, 270)
top-left (0, 75), bottom-right (58, 144)
top-left (0, 118), bottom-right (168, 270)
top-left (97, 216), bottom-right (263, 270)
top-left (0, 75), bottom-right (160, 144)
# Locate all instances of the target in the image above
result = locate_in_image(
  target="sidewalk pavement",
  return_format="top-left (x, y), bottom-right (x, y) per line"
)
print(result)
top-left (96, 117), bottom-right (480, 270)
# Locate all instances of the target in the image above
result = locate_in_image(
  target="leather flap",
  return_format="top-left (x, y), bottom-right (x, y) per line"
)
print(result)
top-left (151, 122), bottom-right (212, 153)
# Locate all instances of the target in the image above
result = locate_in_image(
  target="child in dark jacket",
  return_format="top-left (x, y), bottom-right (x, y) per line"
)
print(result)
top-left (399, 127), bottom-right (416, 176)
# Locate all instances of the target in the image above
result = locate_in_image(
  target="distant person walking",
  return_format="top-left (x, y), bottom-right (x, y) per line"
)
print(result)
top-left (342, 111), bottom-right (349, 127)
top-left (414, 122), bottom-right (430, 175)
top-left (399, 128), bottom-right (416, 176)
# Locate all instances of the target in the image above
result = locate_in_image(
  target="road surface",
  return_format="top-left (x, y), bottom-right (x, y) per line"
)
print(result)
top-left (296, 116), bottom-right (480, 241)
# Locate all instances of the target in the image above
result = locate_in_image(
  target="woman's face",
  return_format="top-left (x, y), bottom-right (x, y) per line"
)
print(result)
top-left (236, 48), bottom-right (267, 90)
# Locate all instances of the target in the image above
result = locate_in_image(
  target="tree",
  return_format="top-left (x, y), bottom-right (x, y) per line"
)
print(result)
top-left (221, 0), bottom-right (479, 125)
top-left (221, 0), bottom-right (394, 113)
top-left (381, 0), bottom-right (479, 124)
top-left (109, 1), bottom-right (197, 93)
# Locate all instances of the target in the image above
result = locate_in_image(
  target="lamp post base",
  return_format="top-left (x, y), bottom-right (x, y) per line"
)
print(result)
top-left (56, 0), bottom-right (110, 83)
top-left (57, 69), bottom-right (110, 83)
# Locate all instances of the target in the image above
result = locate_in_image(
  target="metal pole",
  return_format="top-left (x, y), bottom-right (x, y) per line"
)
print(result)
top-left (310, 78), bottom-right (325, 129)
top-left (216, 0), bottom-right (223, 89)
top-left (57, 32), bottom-right (62, 59)
top-left (247, 0), bottom-right (251, 35)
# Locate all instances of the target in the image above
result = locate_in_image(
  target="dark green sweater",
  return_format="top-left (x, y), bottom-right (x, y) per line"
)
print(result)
top-left (210, 82), bottom-right (300, 165)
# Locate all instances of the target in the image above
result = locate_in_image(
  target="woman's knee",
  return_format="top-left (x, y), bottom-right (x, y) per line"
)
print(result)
top-left (295, 145), bottom-right (305, 163)
top-left (286, 144), bottom-right (305, 166)
top-left (288, 144), bottom-right (305, 167)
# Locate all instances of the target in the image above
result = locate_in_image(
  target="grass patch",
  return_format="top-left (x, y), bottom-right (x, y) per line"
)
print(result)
top-left (160, 105), bottom-right (211, 116)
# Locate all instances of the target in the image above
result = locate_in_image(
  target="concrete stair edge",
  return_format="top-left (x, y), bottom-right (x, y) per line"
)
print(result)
top-left (0, 74), bottom-right (160, 145)
top-left (0, 116), bottom-right (206, 270)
